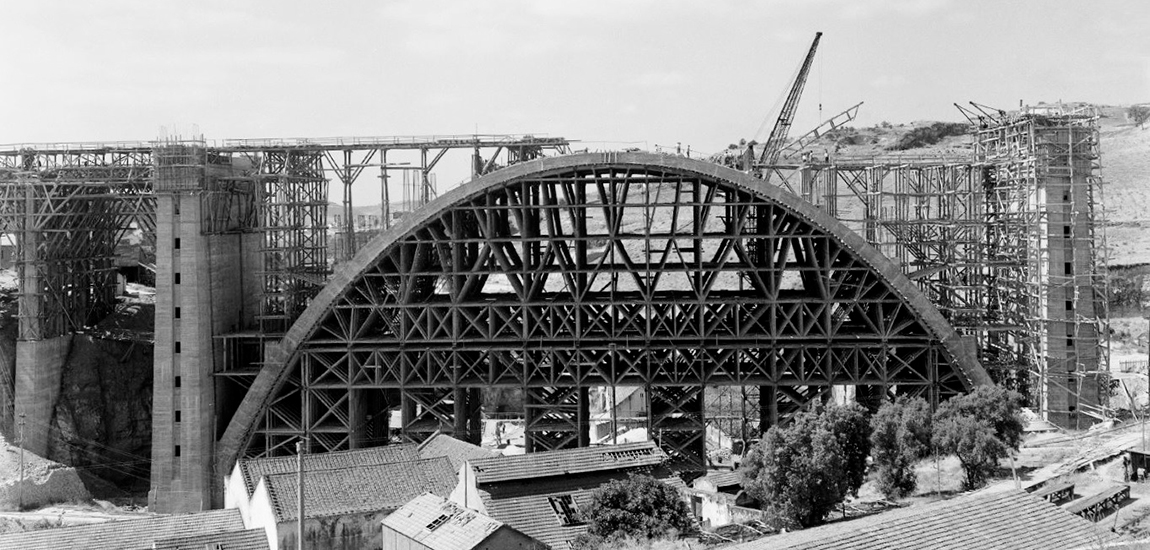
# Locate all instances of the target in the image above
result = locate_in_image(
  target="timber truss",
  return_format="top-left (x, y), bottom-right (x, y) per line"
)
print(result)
top-left (219, 152), bottom-right (988, 471)
top-left (0, 135), bottom-right (570, 343)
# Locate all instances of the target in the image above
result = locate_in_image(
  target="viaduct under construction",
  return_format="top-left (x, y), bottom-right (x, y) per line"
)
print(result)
top-left (0, 108), bottom-right (1107, 512)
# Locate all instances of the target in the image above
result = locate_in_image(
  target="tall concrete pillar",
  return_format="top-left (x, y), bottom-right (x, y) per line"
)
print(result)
top-left (13, 336), bottom-right (71, 456)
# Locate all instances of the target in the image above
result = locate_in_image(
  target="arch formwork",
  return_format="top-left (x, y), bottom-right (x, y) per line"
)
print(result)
top-left (218, 152), bottom-right (989, 471)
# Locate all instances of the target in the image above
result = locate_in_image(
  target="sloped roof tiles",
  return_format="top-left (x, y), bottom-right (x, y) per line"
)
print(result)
top-left (0, 508), bottom-right (243, 550)
top-left (265, 456), bottom-right (457, 522)
top-left (468, 441), bottom-right (665, 484)
top-left (417, 433), bottom-right (499, 471)
top-left (730, 489), bottom-right (1121, 550)
top-left (238, 443), bottom-right (419, 494)
top-left (153, 528), bottom-right (270, 550)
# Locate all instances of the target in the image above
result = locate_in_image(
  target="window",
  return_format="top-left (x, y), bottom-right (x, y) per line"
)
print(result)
top-left (1063, 226), bottom-right (1071, 237)
top-left (174, 376), bottom-right (181, 388)
top-left (174, 445), bottom-right (181, 457)
top-left (1065, 300), bottom-right (1073, 312)
top-left (425, 514), bottom-right (451, 531)
top-left (1064, 262), bottom-right (1072, 276)
top-left (174, 272), bottom-right (181, 285)
top-left (1067, 337), bottom-right (1074, 348)
top-left (174, 201), bottom-right (180, 216)
top-left (174, 238), bottom-right (181, 250)
top-left (174, 341), bottom-right (181, 353)
top-left (1063, 193), bottom-right (1070, 202)
top-left (175, 410), bottom-right (181, 422)
top-left (548, 495), bottom-right (583, 526)
top-left (174, 307), bottom-right (181, 319)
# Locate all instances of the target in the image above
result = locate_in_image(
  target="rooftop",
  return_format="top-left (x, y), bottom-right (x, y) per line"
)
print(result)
top-left (0, 509), bottom-right (243, 550)
top-left (417, 433), bottom-right (499, 471)
top-left (383, 492), bottom-right (531, 550)
top-left (264, 456), bottom-right (457, 522)
top-left (729, 490), bottom-right (1121, 550)
top-left (468, 441), bottom-right (666, 484)
top-left (153, 528), bottom-right (270, 550)
top-left (480, 470), bottom-right (687, 550)
top-left (238, 443), bottom-right (419, 494)
top-left (695, 470), bottom-right (743, 490)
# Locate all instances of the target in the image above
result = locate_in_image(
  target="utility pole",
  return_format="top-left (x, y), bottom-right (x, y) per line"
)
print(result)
top-left (297, 439), bottom-right (305, 550)
top-left (17, 412), bottom-right (25, 510)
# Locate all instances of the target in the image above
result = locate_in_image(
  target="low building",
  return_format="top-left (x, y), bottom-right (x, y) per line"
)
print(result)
top-left (153, 528), bottom-right (271, 550)
top-left (451, 441), bottom-right (686, 550)
top-left (247, 456), bottom-right (457, 550)
top-left (688, 470), bottom-right (763, 528)
top-left (0, 508), bottom-right (244, 550)
top-left (728, 490), bottom-right (1121, 550)
top-left (381, 492), bottom-right (544, 550)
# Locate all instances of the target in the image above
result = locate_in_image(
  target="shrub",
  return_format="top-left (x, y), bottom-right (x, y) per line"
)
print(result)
top-left (870, 396), bottom-right (932, 498)
top-left (931, 386), bottom-right (1024, 490)
top-left (889, 122), bottom-right (968, 150)
top-left (741, 404), bottom-right (870, 528)
top-left (576, 474), bottom-right (694, 547)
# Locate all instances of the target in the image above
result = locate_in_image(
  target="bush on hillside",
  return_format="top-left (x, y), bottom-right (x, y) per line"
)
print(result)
top-left (870, 396), bottom-right (932, 498)
top-left (574, 474), bottom-right (695, 548)
top-left (931, 385), bottom-right (1024, 490)
top-left (888, 122), bottom-right (968, 150)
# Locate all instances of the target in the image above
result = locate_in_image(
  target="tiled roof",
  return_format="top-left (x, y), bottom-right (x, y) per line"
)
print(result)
top-left (383, 492), bottom-right (531, 550)
top-left (153, 528), bottom-right (270, 550)
top-left (265, 456), bottom-right (457, 522)
top-left (697, 470), bottom-right (743, 490)
top-left (481, 469), bottom-right (687, 550)
top-left (238, 443), bottom-right (419, 494)
top-left (417, 433), bottom-right (498, 471)
top-left (0, 508), bottom-right (243, 550)
top-left (730, 490), bottom-right (1121, 550)
top-left (468, 441), bottom-right (666, 484)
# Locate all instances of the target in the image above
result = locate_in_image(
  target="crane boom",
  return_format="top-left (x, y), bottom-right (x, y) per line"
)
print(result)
top-left (757, 32), bottom-right (822, 166)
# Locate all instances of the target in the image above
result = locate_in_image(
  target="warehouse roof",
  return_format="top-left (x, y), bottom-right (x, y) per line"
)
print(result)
top-left (0, 509), bottom-right (243, 550)
top-left (264, 456), bottom-right (456, 522)
top-left (468, 441), bottom-right (665, 484)
top-left (730, 490), bottom-right (1121, 550)
top-left (238, 443), bottom-right (419, 494)
top-left (417, 433), bottom-right (498, 471)
top-left (153, 528), bottom-right (270, 550)
top-left (383, 492), bottom-right (537, 550)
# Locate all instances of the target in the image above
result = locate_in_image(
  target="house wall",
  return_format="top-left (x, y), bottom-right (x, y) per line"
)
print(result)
top-left (381, 525), bottom-right (545, 550)
top-left (247, 479), bottom-right (281, 550)
top-left (686, 488), bottom-right (768, 529)
top-left (277, 512), bottom-right (390, 550)
top-left (223, 463), bottom-right (255, 526)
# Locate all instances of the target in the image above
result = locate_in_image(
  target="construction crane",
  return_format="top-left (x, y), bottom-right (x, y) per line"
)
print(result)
top-left (751, 31), bottom-right (822, 174)
top-left (777, 101), bottom-right (863, 160)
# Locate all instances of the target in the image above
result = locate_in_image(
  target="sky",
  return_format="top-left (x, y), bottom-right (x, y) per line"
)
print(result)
top-left (2, 0), bottom-right (1147, 202)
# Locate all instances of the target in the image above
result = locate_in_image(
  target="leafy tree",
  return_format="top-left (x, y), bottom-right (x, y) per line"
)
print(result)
top-left (741, 404), bottom-right (871, 528)
top-left (1129, 105), bottom-right (1150, 129)
top-left (576, 474), bottom-right (694, 547)
top-left (870, 396), bottom-right (932, 498)
top-left (931, 385), bottom-right (1024, 490)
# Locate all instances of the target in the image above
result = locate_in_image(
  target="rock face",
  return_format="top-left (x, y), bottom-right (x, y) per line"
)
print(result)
top-left (0, 435), bottom-right (91, 509)
top-left (48, 334), bottom-right (154, 495)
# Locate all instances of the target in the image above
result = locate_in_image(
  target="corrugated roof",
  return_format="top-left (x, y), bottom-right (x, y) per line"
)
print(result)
top-left (153, 528), bottom-right (270, 550)
top-left (417, 433), bottom-right (498, 471)
top-left (383, 492), bottom-right (528, 550)
top-left (730, 490), bottom-right (1121, 550)
top-left (265, 456), bottom-right (457, 522)
top-left (480, 469), bottom-right (687, 550)
top-left (238, 443), bottom-right (419, 494)
top-left (0, 508), bottom-right (243, 550)
top-left (468, 441), bottom-right (666, 484)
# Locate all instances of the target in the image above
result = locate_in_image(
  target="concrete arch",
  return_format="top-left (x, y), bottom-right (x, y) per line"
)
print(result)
top-left (217, 152), bottom-right (989, 472)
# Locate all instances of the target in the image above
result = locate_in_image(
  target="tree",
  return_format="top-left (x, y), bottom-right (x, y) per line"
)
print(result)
top-left (931, 385), bottom-right (1024, 490)
top-left (741, 404), bottom-right (871, 528)
top-left (1129, 105), bottom-right (1150, 129)
top-left (577, 474), bottom-right (694, 546)
top-left (870, 396), bottom-right (932, 498)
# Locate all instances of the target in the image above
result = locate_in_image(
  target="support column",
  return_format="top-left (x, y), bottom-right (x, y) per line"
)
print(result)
top-left (13, 336), bottom-right (71, 456)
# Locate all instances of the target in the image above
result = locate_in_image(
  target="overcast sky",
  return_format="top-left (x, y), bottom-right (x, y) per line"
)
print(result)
top-left (2, 0), bottom-right (1146, 200)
